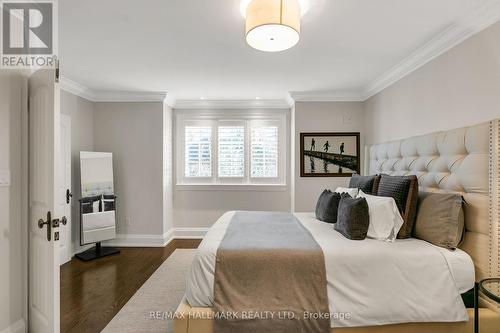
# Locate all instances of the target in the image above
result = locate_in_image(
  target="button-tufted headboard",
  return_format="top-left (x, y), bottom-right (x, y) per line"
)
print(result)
top-left (368, 120), bottom-right (499, 286)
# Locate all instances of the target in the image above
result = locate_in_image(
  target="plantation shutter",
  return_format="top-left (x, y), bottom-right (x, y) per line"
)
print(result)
top-left (185, 126), bottom-right (212, 177)
top-left (218, 125), bottom-right (245, 177)
top-left (250, 125), bottom-right (279, 178)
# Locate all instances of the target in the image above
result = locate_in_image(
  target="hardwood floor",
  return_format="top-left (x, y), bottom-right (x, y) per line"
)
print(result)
top-left (60, 239), bottom-right (201, 333)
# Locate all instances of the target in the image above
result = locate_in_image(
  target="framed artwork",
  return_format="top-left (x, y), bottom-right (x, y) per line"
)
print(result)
top-left (300, 132), bottom-right (360, 177)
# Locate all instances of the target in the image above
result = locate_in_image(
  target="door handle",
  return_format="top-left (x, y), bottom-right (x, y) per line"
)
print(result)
top-left (66, 189), bottom-right (73, 204)
top-left (38, 212), bottom-right (67, 242)
top-left (38, 211), bottom-right (52, 242)
top-left (51, 216), bottom-right (67, 228)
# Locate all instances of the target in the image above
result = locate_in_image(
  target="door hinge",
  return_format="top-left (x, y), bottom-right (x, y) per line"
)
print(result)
top-left (55, 59), bottom-right (60, 83)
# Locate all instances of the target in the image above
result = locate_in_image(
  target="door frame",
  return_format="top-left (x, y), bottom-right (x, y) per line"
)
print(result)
top-left (59, 113), bottom-right (72, 265)
top-left (21, 71), bottom-right (30, 332)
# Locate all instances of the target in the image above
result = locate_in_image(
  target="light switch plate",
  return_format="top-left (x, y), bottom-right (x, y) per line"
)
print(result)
top-left (0, 170), bottom-right (11, 187)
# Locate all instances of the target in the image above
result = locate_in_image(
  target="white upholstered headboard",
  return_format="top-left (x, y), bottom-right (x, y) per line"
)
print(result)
top-left (367, 120), bottom-right (499, 286)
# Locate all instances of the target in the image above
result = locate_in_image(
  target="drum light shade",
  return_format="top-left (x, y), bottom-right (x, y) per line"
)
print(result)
top-left (245, 0), bottom-right (301, 52)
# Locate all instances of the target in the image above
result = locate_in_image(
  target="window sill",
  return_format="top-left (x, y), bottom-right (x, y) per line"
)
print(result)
top-left (175, 183), bottom-right (288, 192)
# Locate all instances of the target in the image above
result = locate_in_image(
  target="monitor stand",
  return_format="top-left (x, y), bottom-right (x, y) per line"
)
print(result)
top-left (75, 242), bottom-right (120, 261)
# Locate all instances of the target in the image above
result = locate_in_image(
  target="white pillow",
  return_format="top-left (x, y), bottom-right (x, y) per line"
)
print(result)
top-left (357, 190), bottom-right (404, 241)
top-left (334, 187), bottom-right (359, 198)
top-left (93, 199), bottom-right (100, 213)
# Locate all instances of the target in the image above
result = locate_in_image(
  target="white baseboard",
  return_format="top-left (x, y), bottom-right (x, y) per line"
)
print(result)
top-left (174, 227), bottom-right (210, 239)
top-left (101, 228), bottom-right (208, 248)
top-left (103, 233), bottom-right (169, 247)
top-left (0, 319), bottom-right (26, 333)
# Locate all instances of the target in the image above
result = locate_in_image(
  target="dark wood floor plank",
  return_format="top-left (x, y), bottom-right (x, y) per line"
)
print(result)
top-left (60, 239), bottom-right (201, 333)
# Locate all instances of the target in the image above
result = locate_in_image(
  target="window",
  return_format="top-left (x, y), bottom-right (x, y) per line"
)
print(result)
top-left (251, 125), bottom-right (278, 178)
top-left (177, 112), bottom-right (286, 186)
top-left (218, 125), bottom-right (245, 177)
top-left (184, 126), bottom-right (212, 177)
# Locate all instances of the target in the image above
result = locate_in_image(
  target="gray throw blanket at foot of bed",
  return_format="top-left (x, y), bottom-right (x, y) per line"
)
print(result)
top-left (213, 211), bottom-right (330, 333)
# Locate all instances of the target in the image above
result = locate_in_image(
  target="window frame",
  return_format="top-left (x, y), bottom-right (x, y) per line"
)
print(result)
top-left (176, 110), bottom-right (287, 187)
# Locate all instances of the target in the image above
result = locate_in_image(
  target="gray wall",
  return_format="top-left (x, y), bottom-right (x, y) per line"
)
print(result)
top-left (174, 188), bottom-right (292, 229)
top-left (0, 72), bottom-right (25, 332)
top-left (364, 20), bottom-right (500, 145)
top-left (60, 90), bottom-right (95, 253)
top-left (163, 104), bottom-right (174, 234)
top-left (93, 102), bottom-right (166, 235)
top-left (293, 101), bottom-right (365, 212)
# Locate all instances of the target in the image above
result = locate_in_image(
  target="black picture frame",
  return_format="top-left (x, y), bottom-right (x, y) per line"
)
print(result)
top-left (300, 132), bottom-right (360, 177)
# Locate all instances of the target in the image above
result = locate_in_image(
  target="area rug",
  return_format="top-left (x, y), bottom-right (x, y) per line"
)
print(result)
top-left (101, 249), bottom-right (196, 333)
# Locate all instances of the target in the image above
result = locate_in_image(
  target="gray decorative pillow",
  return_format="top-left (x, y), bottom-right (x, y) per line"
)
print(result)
top-left (414, 192), bottom-right (465, 249)
top-left (81, 202), bottom-right (93, 214)
top-left (103, 200), bottom-right (115, 211)
top-left (349, 174), bottom-right (381, 195)
top-left (315, 190), bottom-right (329, 218)
top-left (80, 195), bottom-right (102, 214)
top-left (335, 195), bottom-right (369, 240)
top-left (376, 174), bottom-right (418, 238)
top-left (103, 194), bottom-right (116, 211)
top-left (315, 190), bottom-right (342, 223)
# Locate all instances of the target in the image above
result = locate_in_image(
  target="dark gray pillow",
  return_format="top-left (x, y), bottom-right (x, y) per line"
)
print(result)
top-left (103, 200), bottom-right (115, 211)
top-left (315, 190), bottom-right (329, 218)
top-left (376, 174), bottom-right (419, 238)
top-left (414, 192), bottom-right (465, 249)
top-left (335, 195), bottom-right (369, 240)
top-left (81, 202), bottom-right (93, 214)
top-left (315, 190), bottom-right (342, 223)
top-left (80, 195), bottom-right (102, 214)
top-left (349, 174), bottom-right (381, 195)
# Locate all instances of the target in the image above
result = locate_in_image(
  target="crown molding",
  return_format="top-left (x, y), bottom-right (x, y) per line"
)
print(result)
top-left (59, 76), bottom-right (167, 102)
top-left (173, 99), bottom-right (292, 110)
top-left (289, 90), bottom-right (364, 102)
top-left (92, 90), bottom-right (167, 102)
top-left (362, 0), bottom-right (500, 100)
top-left (59, 76), bottom-right (96, 101)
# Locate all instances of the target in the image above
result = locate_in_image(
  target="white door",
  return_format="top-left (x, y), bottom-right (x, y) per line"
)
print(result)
top-left (28, 68), bottom-right (62, 333)
top-left (59, 114), bottom-right (71, 265)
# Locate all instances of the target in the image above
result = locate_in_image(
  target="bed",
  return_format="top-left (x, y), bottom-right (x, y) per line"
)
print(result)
top-left (174, 120), bottom-right (500, 333)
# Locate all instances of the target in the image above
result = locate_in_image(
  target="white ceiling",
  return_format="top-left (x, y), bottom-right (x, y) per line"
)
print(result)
top-left (60, 0), bottom-right (492, 101)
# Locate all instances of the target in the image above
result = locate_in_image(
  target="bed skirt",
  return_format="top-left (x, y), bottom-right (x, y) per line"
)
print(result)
top-left (173, 297), bottom-right (500, 333)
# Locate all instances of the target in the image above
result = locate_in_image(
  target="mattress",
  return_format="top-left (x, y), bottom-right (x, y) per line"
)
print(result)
top-left (185, 211), bottom-right (475, 328)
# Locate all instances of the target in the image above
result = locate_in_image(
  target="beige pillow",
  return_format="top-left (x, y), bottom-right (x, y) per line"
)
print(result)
top-left (414, 192), bottom-right (465, 249)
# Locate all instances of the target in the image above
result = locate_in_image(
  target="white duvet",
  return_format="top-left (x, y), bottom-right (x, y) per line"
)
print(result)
top-left (185, 211), bottom-right (474, 328)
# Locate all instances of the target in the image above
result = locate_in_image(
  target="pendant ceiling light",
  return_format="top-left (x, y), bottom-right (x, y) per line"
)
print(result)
top-left (245, 0), bottom-right (301, 52)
